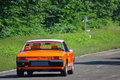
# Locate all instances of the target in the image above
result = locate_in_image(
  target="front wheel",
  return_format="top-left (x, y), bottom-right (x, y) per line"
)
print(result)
top-left (61, 61), bottom-right (68, 76)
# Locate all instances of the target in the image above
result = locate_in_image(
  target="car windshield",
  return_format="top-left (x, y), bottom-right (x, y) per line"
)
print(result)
top-left (24, 42), bottom-right (64, 51)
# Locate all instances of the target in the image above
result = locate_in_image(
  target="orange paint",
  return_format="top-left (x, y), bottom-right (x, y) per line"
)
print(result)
top-left (16, 39), bottom-right (74, 76)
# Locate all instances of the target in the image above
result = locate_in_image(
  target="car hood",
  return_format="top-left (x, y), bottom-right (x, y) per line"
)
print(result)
top-left (17, 50), bottom-right (65, 57)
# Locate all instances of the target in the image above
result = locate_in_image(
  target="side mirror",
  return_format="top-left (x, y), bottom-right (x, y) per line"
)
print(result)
top-left (20, 50), bottom-right (22, 52)
top-left (69, 49), bottom-right (73, 52)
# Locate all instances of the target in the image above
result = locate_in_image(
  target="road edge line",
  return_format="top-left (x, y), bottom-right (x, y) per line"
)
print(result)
top-left (0, 49), bottom-right (120, 74)
top-left (0, 69), bottom-right (16, 74)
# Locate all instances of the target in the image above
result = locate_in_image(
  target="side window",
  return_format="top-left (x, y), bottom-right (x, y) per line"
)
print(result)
top-left (63, 42), bottom-right (69, 52)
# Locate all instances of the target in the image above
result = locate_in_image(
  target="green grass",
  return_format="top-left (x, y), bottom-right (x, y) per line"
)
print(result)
top-left (0, 26), bottom-right (120, 71)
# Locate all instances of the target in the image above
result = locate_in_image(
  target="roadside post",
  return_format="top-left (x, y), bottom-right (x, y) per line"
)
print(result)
top-left (83, 16), bottom-right (89, 34)
top-left (83, 16), bottom-right (91, 38)
top-left (86, 30), bottom-right (90, 35)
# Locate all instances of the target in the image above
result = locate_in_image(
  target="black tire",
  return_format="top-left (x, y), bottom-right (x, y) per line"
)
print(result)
top-left (61, 61), bottom-right (68, 76)
top-left (68, 64), bottom-right (74, 74)
top-left (27, 71), bottom-right (33, 76)
top-left (17, 68), bottom-right (24, 77)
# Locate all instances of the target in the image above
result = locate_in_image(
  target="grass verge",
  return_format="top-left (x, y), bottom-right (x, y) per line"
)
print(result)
top-left (0, 26), bottom-right (120, 71)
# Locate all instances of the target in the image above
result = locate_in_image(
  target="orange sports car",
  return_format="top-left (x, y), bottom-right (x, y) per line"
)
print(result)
top-left (16, 39), bottom-right (74, 77)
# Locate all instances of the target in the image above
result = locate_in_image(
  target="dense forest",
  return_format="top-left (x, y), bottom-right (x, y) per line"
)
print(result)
top-left (0, 0), bottom-right (120, 38)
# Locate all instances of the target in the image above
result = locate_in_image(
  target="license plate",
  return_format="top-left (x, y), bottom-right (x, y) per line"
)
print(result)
top-left (31, 61), bottom-right (49, 67)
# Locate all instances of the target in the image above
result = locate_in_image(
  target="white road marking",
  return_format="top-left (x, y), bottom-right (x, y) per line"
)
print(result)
top-left (0, 69), bottom-right (16, 74)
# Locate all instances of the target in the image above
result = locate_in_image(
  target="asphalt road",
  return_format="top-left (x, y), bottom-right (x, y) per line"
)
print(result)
top-left (0, 49), bottom-right (120, 80)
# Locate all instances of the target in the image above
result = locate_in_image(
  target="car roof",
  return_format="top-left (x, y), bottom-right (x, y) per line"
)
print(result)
top-left (26, 39), bottom-right (64, 43)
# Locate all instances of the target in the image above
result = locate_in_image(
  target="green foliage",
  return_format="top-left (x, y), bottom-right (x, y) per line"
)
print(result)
top-left (0, 0), bottom-right (120, 38)
top-left (0, 26), bottom-right (120, 71)
top-left (46, 23), bottom-right (77, 34)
